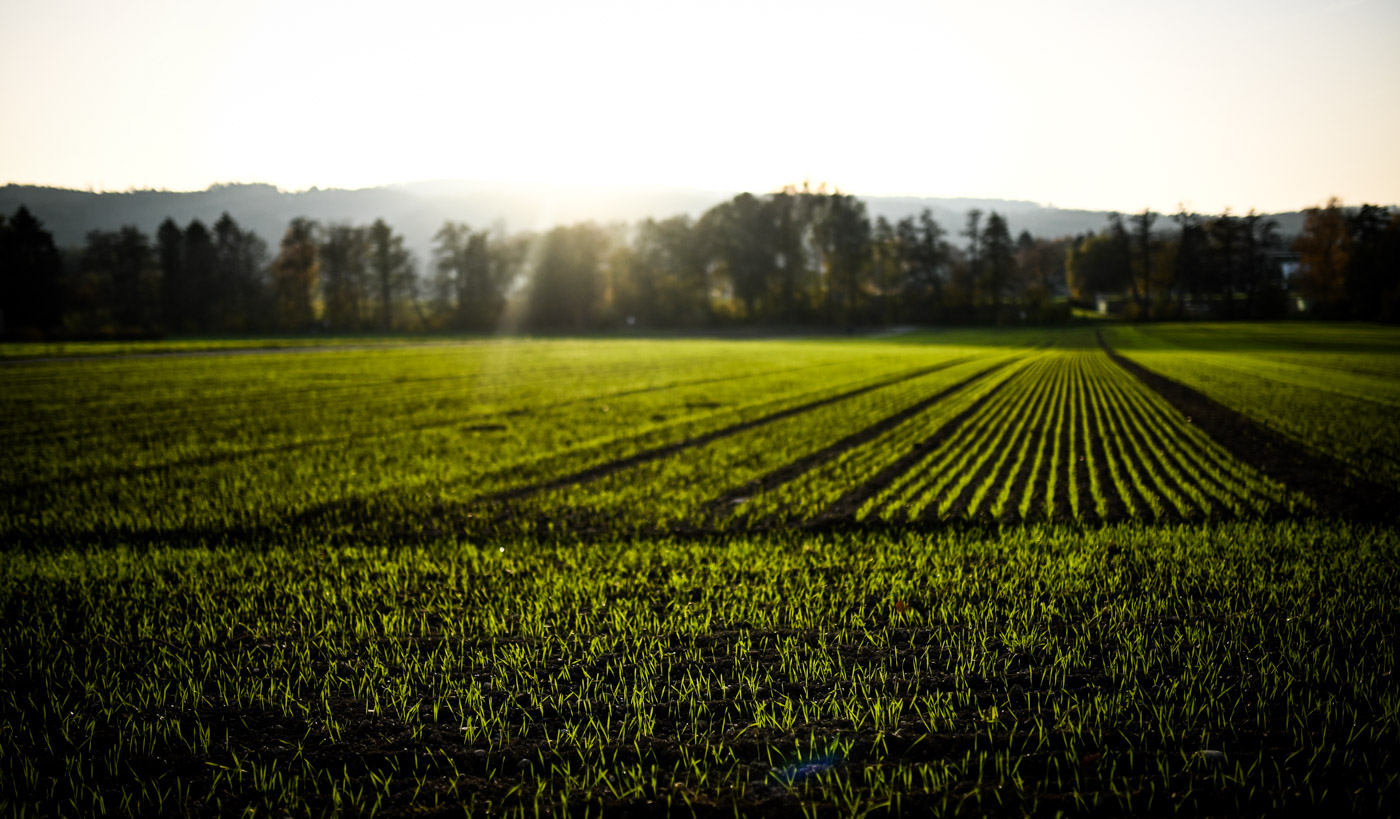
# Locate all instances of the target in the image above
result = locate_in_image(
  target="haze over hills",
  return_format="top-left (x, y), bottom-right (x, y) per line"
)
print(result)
top-left (0, 181), bottom-right (1310, 263)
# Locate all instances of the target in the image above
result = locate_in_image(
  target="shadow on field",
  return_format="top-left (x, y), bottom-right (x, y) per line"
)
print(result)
top-left (1099, 330), bottom-right (1400, 522)
top-left (704, 360), bottom-right (1014, 522)
top-left (0, 361), bottom-right (832, 500)
top-left (277, 357), bottom-right (982, 544)
top-left (1105, 322), bottom-right (1400, 354)
top-left (485, 359), bottom-right (978, 504)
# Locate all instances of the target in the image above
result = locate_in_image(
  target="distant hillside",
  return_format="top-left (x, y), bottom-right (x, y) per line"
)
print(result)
top-left (0, 181), bottom-right (1309, 262)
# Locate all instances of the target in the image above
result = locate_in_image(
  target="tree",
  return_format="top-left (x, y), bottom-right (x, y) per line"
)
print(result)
top-left (698, 193), bottom-right (774, 320)
top-left (212, 213), bottom-right (270, 332)
top-left (367, 219), bottom-right (415, 331)
top-left (1345, 204), bottom-right (1394, 319)
top-left (527, 222), bottom-right (611, 329)
top-left (156, 219), bottom-right (185, 332)
top-left (1171, 206), bottom-right (1208, 313)
top-left (956, 209), bottom-right (983, 320)
top-left (897, 209), bottom-right (949, 322)
top-left (1106, 213), bottom-right (1136, 312)
top-left (433, 222), bottom-right (513, 331)
top-left (1294, 199), bottom-right (1350, 314)
top-left (80, 226), bottom-right (156, 330)
top-left (271, 218), bottom-right (318, 331)
top-left (1131, 209), bottom-right (1157, 315)
top-left (766, 190), bottom-right (816, 322)
top-left (980, 212), bottom-right (1015, 322)
top-left (181, 220), bottom-right (217, 331)
top-left (813, 193), bottom-right (871, 326)
top-left (1066, 232), bottom-right (1128, 302)
top-left (431, 221), bottom-right (470, 326)
top-left (1016, 229), bottom-right (1036, 259)
top-left (1382, 211), bottom-right (1400, 322)
top-left (870, 216), bottom-right (899, 325)
top-left (651, 215), bottom-right (710, 326)
top-left (616, 216), bottom-right (710, 327)
top-left (320, 224), bottom-right (368, 331)
top-left (1240, 210), bottom-right (1283, 318)
top-left (0, 206), bottom-right (65, 335)
top-left (1206, 210), bottom-right (1240, 319)
top-left (1016, 232), bottom-right (1068, 322)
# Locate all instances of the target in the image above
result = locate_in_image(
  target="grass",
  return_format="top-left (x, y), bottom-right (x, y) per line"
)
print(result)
top-left (1104, 323), bottom-right (1400, 491)
top-left (2, 325), bottom-right (1398, 816)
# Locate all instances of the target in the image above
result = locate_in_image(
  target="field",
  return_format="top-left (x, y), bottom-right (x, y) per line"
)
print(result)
top-left (3, 324), bottom-right (1399, 817)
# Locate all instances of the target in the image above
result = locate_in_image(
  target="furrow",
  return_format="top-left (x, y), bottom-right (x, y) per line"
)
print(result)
top-left (1010, 357), bottom-right (1070, 521)
top-left (1084, 355), bottom-right (1160, 520)
top-left (975, 362), bottom-right (1061, 520)
top-left (936, 361), bottom-right (1054, 520)
top-left (486, 362), bottom-right (961, 503)
top-left (1100, 329), bottom-right (1400, 520)
top-left (815, 358), bottom-right (1035, 524)
top-left (1098, 367), bottom-right (1226, 519)
top-left (1071, 354), bottom-right (1114, 521)
top-left (703, 357), bottom-right (1013, 519)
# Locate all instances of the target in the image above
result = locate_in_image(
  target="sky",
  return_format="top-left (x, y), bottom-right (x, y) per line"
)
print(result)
top-left (1, 0), bottom-right (1397, 214)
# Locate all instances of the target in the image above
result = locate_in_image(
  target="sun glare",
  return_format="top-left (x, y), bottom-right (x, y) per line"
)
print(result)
top-left (0, 0), bottom-right (1396, 210)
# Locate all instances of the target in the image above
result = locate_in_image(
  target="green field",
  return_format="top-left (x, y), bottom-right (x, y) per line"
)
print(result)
top-left (3, 324), bottom-right (1398, 816)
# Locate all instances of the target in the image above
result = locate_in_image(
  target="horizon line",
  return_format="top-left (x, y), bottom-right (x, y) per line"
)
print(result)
top-left (4, 178), bottom-right (1382, 216)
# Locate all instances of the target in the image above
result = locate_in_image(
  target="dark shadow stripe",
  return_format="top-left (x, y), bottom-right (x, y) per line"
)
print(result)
top-left (998, 370), bottom-right (1063, 522)
top-left (704, 358), bottom-right (1015, 519)
top-left (938, 369), bottom-right (1052, 520)
top-left (1097, 329), bottom-right (1400, 522)
top-left (0, 362), bottom-right (838, 499)
top-left (486, 359), bottom-right (980, 503)
top-left (1099, 368), bottom-right (1230, 519)
top-left (813, 363), bottom-right (1027, 524)
top-left (1076, 359), bottom-right (1127, 521)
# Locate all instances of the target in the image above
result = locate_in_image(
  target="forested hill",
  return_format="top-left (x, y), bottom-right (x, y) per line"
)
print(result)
top-left (0, 181), bottom-right (1308, 254)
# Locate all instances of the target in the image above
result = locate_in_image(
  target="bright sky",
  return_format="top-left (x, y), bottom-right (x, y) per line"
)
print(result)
top-left (2, 0), bottom-right (1397, 213)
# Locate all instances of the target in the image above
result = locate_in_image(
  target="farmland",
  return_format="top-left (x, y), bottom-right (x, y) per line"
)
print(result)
top-left (2, 324), bottom-right (1399, 817)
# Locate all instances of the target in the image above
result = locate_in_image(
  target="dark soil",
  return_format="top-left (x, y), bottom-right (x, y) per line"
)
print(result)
top-left (705, 360), bottom-right (1013, 521)
top-left (1098, 330), bottom-right (1400, 522)
top-left (815, 367), bottom-right (1023, 523)
top-left (488, 358), bottom-right (979, 503)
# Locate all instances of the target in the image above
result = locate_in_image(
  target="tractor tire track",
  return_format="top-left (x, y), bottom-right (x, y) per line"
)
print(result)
top-left (1, 362), bottom-right (835, 496)
top-left (702, 359), bottom-right (1015, 521)
top-left (811, 365), bottom-right (1026, 525)
top-left (1002, 373), bottom-right (1062, 523)
top-left (1101, 375), bottom-right (1228, 519)
top-left (485, 359), bottom-right (978, 504)
top-left (938, 369), bottom-right (1054, 520)
top-left (1098, 330), bottom-right (1400, 521)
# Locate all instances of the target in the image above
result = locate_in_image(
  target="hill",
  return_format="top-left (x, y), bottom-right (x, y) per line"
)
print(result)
top-left (0, 181), bottom-right (1308, 261)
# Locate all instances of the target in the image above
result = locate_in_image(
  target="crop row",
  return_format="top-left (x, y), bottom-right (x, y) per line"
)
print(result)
top-left (2, 335), bottom-right (1038, 540)
top-left (1104, 323), bottom-right (1400, 491)
top-left (1, 325), bottom-right (1379, 545)
top-left (476, 352), bottom-right (1034, 535)
top-left (2, 340), bottom-right (887, 486)
top-left (484, 342), bottom-right (1305, 533)
top-left (853, 349), bottom-right (1301, 523)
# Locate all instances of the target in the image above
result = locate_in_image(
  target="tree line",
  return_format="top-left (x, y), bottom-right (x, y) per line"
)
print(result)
top-left (1066, 198), bottom-right (1400, 321)
top-left (2, 186), bottom-right (1397, 337)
